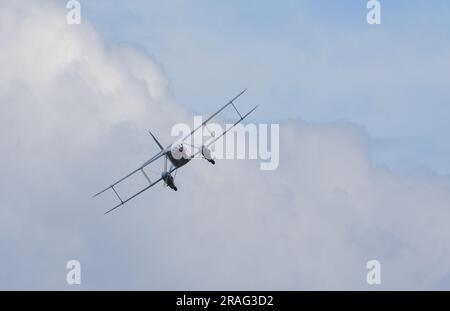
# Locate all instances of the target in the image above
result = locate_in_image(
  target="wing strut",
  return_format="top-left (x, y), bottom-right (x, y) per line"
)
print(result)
top-left (141, 168), bottom-right (152, 184)
top-left (111, 186), bottom-right (123, 204)
top-left (231, 102), bottom-right (243, 119)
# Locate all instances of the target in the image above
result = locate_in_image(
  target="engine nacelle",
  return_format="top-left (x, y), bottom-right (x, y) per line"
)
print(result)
top-left (201, 145), bottom-right (215, 165)
top-left (162, 172), bottom-right (177, 191)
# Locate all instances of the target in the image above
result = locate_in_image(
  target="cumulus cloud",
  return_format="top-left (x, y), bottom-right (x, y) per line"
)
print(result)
top-left (1, 0), bottom-right (450, 290)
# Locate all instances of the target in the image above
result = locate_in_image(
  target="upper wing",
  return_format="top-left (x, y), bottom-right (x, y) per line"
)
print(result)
top-left (181, 89), bottom-right (252, 142)
top-left (93, 150), bottom-right (165, 198)
top-left (103, 166), bottom-right (178, 215)
top-left (181, 89), bottom-right (258, 157)
top-left (204, 105), bottom-right (258, 149)
top-left (190, 105), bottom-right (258, 159)
top-left (93, 150), bottom-right (167, 214)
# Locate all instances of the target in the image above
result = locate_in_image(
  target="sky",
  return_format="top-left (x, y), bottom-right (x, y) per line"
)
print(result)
top-left (1, 0), bottom-right (450, 290)
top-left (78, 0), bottom-right (450, 174)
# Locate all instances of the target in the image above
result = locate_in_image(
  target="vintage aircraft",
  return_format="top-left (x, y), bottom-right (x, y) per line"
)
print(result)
top-left (93, 89), bottom-right (257, 214)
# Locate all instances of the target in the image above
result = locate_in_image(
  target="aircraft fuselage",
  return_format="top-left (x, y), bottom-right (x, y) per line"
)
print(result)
top-left (167, 142), bottom-right (191, 169)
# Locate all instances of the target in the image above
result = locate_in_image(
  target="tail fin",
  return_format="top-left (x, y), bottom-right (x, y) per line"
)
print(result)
top-left (148, 131), bottom-right (164, 151)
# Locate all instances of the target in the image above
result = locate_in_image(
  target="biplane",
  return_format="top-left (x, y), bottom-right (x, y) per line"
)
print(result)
top-left (93, 89), bottom-right (257, 214)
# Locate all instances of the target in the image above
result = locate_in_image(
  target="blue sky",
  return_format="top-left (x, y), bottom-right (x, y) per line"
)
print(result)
top-left (2, 0), bottom-right (450, 290)
top-left (74, 0), bottom-right (450, 175)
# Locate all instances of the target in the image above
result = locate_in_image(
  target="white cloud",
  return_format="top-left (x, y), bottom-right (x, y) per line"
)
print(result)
top-left (1, 0), bottom-right (450, 290)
